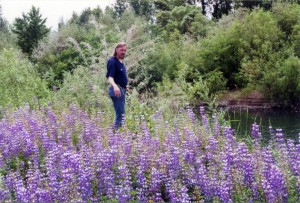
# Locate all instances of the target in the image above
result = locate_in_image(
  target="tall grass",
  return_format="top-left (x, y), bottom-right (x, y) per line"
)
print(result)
top-left (225, 108), bottom-right (271, 146)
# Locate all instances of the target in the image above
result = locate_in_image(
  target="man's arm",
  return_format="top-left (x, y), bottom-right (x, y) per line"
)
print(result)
top-left (108, 76), bottom-right (121, 97)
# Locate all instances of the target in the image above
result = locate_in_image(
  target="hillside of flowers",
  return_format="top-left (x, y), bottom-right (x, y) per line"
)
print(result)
top-left (0, 104), bottom-right (299, 203)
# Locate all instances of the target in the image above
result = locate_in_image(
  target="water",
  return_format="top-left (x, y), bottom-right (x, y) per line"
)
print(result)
top-left (224, 108), bottom-right (300, 142)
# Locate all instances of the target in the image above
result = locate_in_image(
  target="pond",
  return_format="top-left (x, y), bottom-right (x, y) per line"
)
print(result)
top-left (223, 108), bottom-right (300, 143)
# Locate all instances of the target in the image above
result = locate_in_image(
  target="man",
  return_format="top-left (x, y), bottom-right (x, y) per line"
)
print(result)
top-left (106, 42), bottom-right (128, 129)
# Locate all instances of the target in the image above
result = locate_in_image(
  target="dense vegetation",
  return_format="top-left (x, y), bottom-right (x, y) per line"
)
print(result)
top-left (1, 1), bottom-right (300, 202)
top-left (1, 1), bottom-right (300, 110)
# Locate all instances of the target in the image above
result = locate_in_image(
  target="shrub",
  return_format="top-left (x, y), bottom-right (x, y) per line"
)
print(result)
top-left (0, 49), bottom-right (51, 108)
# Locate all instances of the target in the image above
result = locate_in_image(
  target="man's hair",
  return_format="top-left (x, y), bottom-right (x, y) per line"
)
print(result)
top-left (113, 42), bottom-right (127, 57)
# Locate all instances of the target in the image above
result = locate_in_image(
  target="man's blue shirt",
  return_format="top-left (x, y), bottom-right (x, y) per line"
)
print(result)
top-left (106, 56), bottom-right (128, 88)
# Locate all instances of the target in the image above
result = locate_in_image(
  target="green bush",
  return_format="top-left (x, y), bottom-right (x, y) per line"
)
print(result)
top-left (271, 56), bottom-right (300, 106)
top-left (272, 3), bottom-right (300, 40)
top-left (0, 49), bottom-right (51, 108)
top-left (128, 41), bottom-right (181, 93)
top-left (54, 64), bottom-right (110, 111)
top-left (291, 18), bottom-right (300, 58)
top-left (205, 70), bottom-right (227, 94)
top-left (0, 31), bottom-right (16, 50)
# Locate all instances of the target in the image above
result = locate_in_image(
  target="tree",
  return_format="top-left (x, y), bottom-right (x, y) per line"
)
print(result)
top-left (114, 0), bottom-right (128, 18)
top-left (12, 6), bottom-right (50, 57)
top-left (156, 5), bottom-right (210, 39)
top-left (129, 0), bottom-right (155, 21)
top-left (0, 5), bottom-right (9, 32)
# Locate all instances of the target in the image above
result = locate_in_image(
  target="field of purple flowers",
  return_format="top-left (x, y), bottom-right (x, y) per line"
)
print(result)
top-left (0, 104), bottom-right (299, 202)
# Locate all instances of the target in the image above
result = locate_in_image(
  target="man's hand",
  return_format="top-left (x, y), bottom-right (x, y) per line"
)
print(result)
top-left (113, 85), bottom-right (121, 97)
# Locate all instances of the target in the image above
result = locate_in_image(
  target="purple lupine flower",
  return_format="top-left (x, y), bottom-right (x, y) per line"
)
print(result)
top-left (212, 113), bottom-right (220, 137)
top-left (182, 140), bottom-right (196, 166)
top-left (172, 118), bottom-right (181, 144)
top-left (26, 166), bottom-right (42, 202)
top-left (136, 165), bottom-right (149, 201)
top-left (219, 180), bottom-right (232, 203)
top-left (261, 145), bottom-right (288, 203)
top-left (262, 177), bottom-right (276, 203)
top-left (44, 145), bottom-right (63, 202)
top-left (2, 97), bottom-right (300, 202)
top-left (95, 149), bottom-right (116, 200)
top-left (269, 126), bottom-right (275, 138)
top-left (185, 104), bottom-right (197, 127)
top-left (4, 171), bottom-right (15, 197)
top-left (224, 141), bottom-right (234, 166)
top-left (14, 171), bottom-right (30, 202)
top-left (0, 154), bottom-right (4, 169)
top-left (251, 123), bottom-right (261, 141)
top-left (275, 128), bottom-right (284, 144)
top-left (77, 146), bottom-right (94, 201)
top-left (193, 156), bottom-right (210, 198)
top-left (199, 106), bottom-right (209, 133)
top-left (0, 175), bottom-right (10, 202)
top-left (207, 174), bottom-right (219, 199)
top-left (235, 143), bottom-right (258, 199)
top-left (22, 129), bottom-right (35, 157)
top-left (205, 136), bottom-right (218, 161)
top-left (286, 139), bottom-right (300, 176)
top-left (40, 125), bottom-right (54, 153)
top-left (169, 146), bottom-right (182, 179)
top-left (262, 146), bottom-right (275, 166)
top-left (149, 167), bottom-right (163, 202)
top-left (59, 151), bottom-right (81, 201)
top-left (36, 188), bottom-right (52, 202)
top-left (46, 108), bottom-right (58, 139)
top-left (134, 126), bottom-right (152, 201)
top-left (182, 127), bottom-right (201, 166)
top-left (223, 126), bottom-right (235, 146)
top-left (163, 174), bottom-right (190, 202)
top-left (82, 119), bottom-right (98, 145)
top-left (262, 164), bottom-right (288, 203)
top-left (217, 151), bottom-right (233, 203)
top-left (177, 183), bottom-right (191, 202)
top-left (114, 161), bottom-right (132, 202)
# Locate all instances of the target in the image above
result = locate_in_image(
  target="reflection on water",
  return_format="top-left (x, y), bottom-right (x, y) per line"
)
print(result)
top-left (224, 108), bottom-right (300, 143)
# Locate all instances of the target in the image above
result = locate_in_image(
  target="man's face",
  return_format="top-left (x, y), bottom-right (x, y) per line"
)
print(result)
top-left (116, 45), bottom-right (127, 60)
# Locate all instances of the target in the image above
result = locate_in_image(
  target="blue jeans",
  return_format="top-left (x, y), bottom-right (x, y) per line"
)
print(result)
top-left (108, 86), bottom-right (126, 129)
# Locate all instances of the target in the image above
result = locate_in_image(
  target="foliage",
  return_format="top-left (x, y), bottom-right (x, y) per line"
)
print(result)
top-left (128, 40), bottom-right (184, 95)
top-left (0, 31), bottom-right (16, 51)
top-left (0, 49), bottom-right (51, 108)
top-left (293, 24), bottom-right (300, 58)
top-left (267, 56), bottom-right (300, 106)
top-left (32, 6), bottom-right (124, 90)
top-left (155, 75), bottom-right (190, 113)
top-left (4, 0), bottom-right (300, 108)
top-left (156, 5), bottom-right (211, 39)
top-left (127, 3), bottom-right (300, 106)
top-left (200, 27), bottom-right (243, 88)
top-left (34, 37), bottom-right (96, 88)
top-left (12, 6), bottom-right (50, 57)
top-left (113, 0), bottom-right (128, 18)
top-left (129, 0), bottom-right (155, 21)
top-left (0, 5), bottom-right (9, 33)
top-left (239, 9), bottom-right (283, 58)
top-left (271, 2), bottom-right (300, 39)
top-left (53, 63), bottom-right (109, 111)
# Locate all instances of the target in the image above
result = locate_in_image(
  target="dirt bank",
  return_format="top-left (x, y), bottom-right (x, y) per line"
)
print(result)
top-left (218, 90), bottom-right (273, 109)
